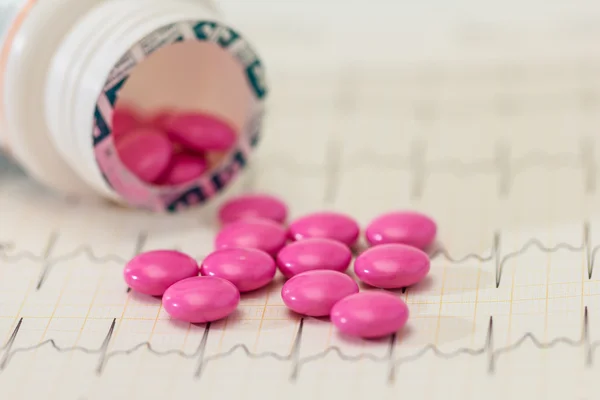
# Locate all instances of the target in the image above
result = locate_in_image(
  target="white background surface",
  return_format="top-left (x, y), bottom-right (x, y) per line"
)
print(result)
top-left (2, 0), bottom-right (600, 399)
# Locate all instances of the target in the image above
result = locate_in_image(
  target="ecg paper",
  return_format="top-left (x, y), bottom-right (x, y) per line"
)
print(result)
top-left (3, 1), bottom-right (600, 399)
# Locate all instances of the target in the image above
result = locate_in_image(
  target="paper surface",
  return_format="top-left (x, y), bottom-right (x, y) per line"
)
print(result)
top-left (2, 2), bottom-right (600, 399)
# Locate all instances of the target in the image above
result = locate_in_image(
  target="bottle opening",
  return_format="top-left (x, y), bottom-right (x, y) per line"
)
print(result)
top-left (92, 20), bottom-right (267, 212)
top-left (113, 41), bottom-right (252, 187)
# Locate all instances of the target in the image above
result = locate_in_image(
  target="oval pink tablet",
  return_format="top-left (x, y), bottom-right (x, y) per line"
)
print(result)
top-left (165, 112), bottom-right (237, 152)
top-left (112, 106), bottom-right (142, 138)
top-left (218, 194), bottom-right (288, 225)
top-left (276, 238), bottom-right (352, 279)
top-left (123, 250), bottom-right (199, 296)
top-left (200, 248), bottom-right (276, 292)
top-left (331, 291), bottom-right (409, 339)
top-left (214, 218), bottom-right (287, 257)
top-left (354, 244), bottom-right (430, 289)
top-left (162, 276), bottom-right (240, 323)
top-left (148, 110), bottom-right (175, 131)
top-left (288, 212), bottom-right (360, 247)
top-left (281, 270), bottom-right (359, 317)
top-left (155, 152), bottom-right (208, 185)
top-left (115, 127), bottom-right (172, 183)
top-left (365, 211), bottom-right (437, 250)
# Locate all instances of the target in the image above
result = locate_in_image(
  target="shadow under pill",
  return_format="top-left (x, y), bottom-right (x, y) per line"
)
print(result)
top-left (398, 316), bottom-right (474, 347)
top-left (356, 276), bottom-right (436, 293)
top-left (239, 276), bottom-right (283, 302)
top-left (309, 315), bottom-right (331, 323)
top-left (336, 331), bottom-right (393, 346)
top-left (332, 316), bottom-right (473, 349)
top-left (425, 240), bottom-right (443, 256)
top-left (406, 275), bottom-right (435, 292)
top-left (224, 307), bottom-right (298, 332)
top-left (407, 266), bottom-right (496, 295)
top-left (129, 290), bottom-right (162, 305)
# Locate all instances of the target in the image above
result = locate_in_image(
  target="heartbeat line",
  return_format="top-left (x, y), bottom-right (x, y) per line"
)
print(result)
top-left (0, 221), bottom-right (598, 291)
top-left (430, 221), bottom-right (599, 287)
top-left (0, 307), bottom-right (595, 383)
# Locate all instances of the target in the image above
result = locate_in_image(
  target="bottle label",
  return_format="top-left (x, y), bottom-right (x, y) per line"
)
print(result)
top-left (93, 19), bottom-right (268, 212)
top-left (0, 0), bottom-right (37, 156)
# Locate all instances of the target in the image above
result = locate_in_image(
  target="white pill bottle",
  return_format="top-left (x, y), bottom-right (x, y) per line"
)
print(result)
top-left (0, 0), bottom-right (267, 212)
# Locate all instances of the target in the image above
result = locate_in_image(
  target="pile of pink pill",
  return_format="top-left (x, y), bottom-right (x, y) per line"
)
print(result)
top-left (123, 193), bottom-right (437, 339)
top-left (112, 105), bottom-right (237, 185)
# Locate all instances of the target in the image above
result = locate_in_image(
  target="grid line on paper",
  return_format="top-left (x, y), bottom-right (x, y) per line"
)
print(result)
top-left (539, 193), bottom-right (552, 400)
top-left (1, 234), bottom-right (58, 346)
top-left (10, 233), bottom-right (60, 388)
top-left (544, 231), bottom-right (552, 342)
top-left (434, 236), bottom-right (449, 346)
top-left (94, 232), bottom-right (146, 379)
top-left (506, 251), bottom-right (517, 345)
top-left (18, 241), bottom-right (70, 399)
top-left (125, 302), bottom-right (163, 398)
top-left (469, 223), bottom-right (486, 345)
top-left (581, 240), bottom-right (587, 347)
top-left (162, 322), bottom-right (194, 395)
top-left (0, 311), bottom-right (599, 320)
top-left (252, 289), bottom-right (270, 352)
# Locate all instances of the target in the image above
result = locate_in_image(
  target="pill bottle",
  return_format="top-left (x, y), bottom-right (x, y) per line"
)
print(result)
top-left (0, 0), bottom-right (267, 212)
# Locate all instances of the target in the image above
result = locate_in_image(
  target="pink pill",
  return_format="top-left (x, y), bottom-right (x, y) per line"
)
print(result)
top-left (276, 238), bottom-right (352, 279)
top-left (288, 212), bottom-right (360, 247)
top-left (148, 110), bottom-right (175, 131)
top-left (200, 248), bottom-right (276, 292)
top-left (365, 211), bottom-right (437, 250)
top-left (112, 106), bottom-right (142, 138)
top-left (214, 218), bottom-right (287, 257)
top-left (123, 250), bottom-right (199, 296)
top-left (331, 291), bottom-right (409, 339)
top-left (165, 112), bottom-right (237, 152)
top-left (162, 276), bottom-right (240, 323)
top-left (115, 127), bottom-right (173, 183)
top-left (155, 152), bottom-right (208, 185)
top-left (281, 270), bottom-right (359, 317)
top-left (354, 244), bottom-right (430, 289)
top-left (218, 194), bottom-right (288, 225)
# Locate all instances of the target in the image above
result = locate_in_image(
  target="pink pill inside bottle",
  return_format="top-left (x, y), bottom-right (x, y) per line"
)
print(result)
top-left (112, 106), bottom-right (143, 139)
top-left (148, 110), bottom-right (176, 132)
top-left (114, 127), bottom-right (173, 183)
top-left (164, 112), bottom-right (237, 152)
top-left (100, 38), bottom-right (260, 212)
top-left (155, 152), bottom-right (208, 186)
